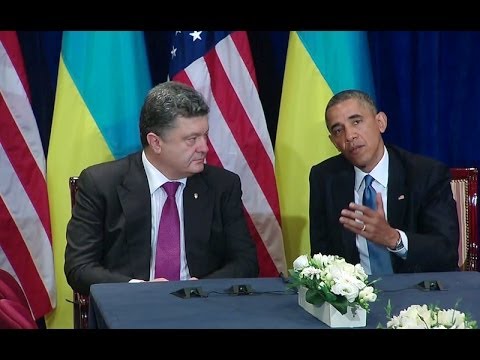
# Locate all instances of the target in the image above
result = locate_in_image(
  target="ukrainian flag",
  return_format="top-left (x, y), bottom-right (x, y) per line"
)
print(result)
top-left (275, 31), bottom-right (375, 266)
top-left (46, 31), bottom-right (151, 328)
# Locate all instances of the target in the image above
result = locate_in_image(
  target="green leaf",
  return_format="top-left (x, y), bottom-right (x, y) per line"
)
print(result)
top-left (323, 290), bottom-right (337, 303)
top-left (330, 299), bottom-right (348, 315)
top-left (306, 289), bottom-right (326, 307)
top-left (385, 299), bottom-right (392, 319)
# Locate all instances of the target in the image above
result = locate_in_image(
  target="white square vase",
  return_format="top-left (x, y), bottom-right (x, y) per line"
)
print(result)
top-left (298, 287), bottom-right (366, 328)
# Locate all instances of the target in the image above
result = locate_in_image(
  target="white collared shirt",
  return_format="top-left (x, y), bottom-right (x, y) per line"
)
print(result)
top-left (142, 151), bottom-right (191, 280)
top-left (354, 146), bottom-right (408, 275)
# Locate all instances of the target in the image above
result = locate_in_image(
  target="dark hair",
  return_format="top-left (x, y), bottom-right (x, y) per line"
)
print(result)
top-left (325, 89), bottom-right (377, 123)
top-left (139, 81), bottom-right (210, 147)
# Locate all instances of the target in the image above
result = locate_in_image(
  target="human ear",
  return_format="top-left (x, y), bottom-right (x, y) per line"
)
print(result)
top-left (376, 112), bottom-right (388, 134)
top-left (146, 132), bottom-right (162, 153)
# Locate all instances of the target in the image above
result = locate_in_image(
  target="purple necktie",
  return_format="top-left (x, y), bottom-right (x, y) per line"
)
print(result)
top-left (155, 181), bottom-right (181, 280)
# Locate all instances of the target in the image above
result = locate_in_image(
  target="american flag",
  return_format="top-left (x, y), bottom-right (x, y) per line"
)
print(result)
top-left (169, 31), bottom-right (286, 276)
top-left (0, 31), bottom-right (56, 319)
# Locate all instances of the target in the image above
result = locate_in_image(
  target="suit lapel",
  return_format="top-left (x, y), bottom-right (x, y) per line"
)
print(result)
top-left (118, 153), bottom-right (151, 278)
top-left (183, 173), bottom-right (213, 260)
top-left (333, 166), bottom-right (357, 260)
top-left (387, 148), bottom-right (407, 229)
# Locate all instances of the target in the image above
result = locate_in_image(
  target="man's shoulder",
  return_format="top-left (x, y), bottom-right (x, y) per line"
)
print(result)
top-left (80, 152), bottom-right (141, 181)
top-left (311, 153), bottom-right (348, 174)
top-left (202, 164), bottom-right (239, 181)
top-left (387, 145), bottom-right (447, 171)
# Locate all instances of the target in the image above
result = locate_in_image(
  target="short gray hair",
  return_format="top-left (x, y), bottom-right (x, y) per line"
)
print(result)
top-left (139, 81), bottom-right (209, 147)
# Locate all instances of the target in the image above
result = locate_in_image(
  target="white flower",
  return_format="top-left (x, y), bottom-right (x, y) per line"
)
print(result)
top-left (354, 264), bottom-right (368, 281)
top-left (437, 309), bottom-right (465, 328)
top-left (331, 279), bottom-right (359, 303)
top-left (311, 253), bottom-right (324, 267)
top-left (293, 255), bottom-right (309, 271)
top-left (289, 252), bottom-right (378, 313)
top-left (387, 304), bottom-right (476, 329)
top-left (359, 286), bottom-right (377, 302)
top-left (300, 266), bottom-right (322, 280)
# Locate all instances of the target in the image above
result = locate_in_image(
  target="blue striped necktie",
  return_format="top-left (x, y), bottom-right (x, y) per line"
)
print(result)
top-left (363, 175), bottom-right (393, 275)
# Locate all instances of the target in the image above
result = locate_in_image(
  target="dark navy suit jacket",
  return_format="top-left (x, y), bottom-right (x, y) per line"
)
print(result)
top-left (65, 151), bottom-right (258, 295)
top-left (309, 145), bottom-right (459, 273)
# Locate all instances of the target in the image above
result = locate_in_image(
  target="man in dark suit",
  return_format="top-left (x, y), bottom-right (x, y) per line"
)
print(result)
top-left (65, 81), bottom-right (258, 295)
top-left (309, 89), bottom-right (459, 275)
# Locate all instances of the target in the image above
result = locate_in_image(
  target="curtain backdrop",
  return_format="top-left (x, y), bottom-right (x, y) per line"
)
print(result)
top-left (368, 31), bottom-right (480, 169)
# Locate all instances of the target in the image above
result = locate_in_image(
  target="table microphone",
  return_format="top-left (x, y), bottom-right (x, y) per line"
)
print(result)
top-left (171, 286), bottom-right (205, 298)
top-left (416, 280), bottom-right (445, 291)
top-left (226, 284), bottom-right (253, 295)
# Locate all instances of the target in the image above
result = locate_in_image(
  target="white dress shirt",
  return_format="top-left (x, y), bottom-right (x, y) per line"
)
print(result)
top-left (142, 151), bottom-right (192, 280)
top-left (354, 146), bottom-right (408, 275)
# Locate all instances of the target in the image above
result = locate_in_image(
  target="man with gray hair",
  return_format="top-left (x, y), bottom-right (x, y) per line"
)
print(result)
top-left (66, 81), bottom-right (258, 295)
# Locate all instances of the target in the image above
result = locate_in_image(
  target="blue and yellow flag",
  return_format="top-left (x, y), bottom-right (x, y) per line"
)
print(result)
top-left (46, 31), bottom-right (151, 328)
top-left (275, 31), bottom-right (375, 266)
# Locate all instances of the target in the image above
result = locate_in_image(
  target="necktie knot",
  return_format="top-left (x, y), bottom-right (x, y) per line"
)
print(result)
top-left (363, 175), bottom-right (377, 210)
top-left (163, 181), bottom-right (180, 197)
top-left (364, 174), bottom-right (374, 188)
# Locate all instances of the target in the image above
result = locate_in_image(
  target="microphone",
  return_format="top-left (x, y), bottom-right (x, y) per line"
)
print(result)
top-left (416, 280), bottom-right (445, 291)
top-left (170, 287), bottom-right (205, 298)
top-left (226, 284), bottom-right (253, 295)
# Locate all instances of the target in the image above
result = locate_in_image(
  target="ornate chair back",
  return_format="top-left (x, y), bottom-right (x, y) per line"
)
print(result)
top-left (450, 168), bottom-right (478, 271)
top-left (69, 176), bottom-right (90, 329)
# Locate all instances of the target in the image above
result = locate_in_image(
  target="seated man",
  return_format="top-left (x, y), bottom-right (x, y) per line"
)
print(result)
top-left (309, 89), bottom-right (459, 275)
top-left (65, 81), bottom-right (259, 295)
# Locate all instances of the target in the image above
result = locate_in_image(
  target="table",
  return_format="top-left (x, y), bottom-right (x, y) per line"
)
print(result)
top-left (88, 271), bottom-right (480, 329)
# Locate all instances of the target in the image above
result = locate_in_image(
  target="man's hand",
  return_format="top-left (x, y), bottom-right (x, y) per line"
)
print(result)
top-left (339, 193), bottom-right (399, 248)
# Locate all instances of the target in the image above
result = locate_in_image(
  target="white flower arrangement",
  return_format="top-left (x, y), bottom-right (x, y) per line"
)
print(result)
top-left (289, 253), bottom-right (378, 315)
top-left (386, 303), bottom-right (477, 329)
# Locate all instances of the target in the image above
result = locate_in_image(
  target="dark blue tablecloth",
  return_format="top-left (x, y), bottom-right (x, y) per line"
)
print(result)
top-left (88, 271), bottom-right (480, 329)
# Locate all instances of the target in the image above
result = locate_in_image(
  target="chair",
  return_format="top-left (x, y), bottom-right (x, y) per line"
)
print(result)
top-left (450, 168), bottom-right (478, 271)
top-left (0, 299), bottom-right (37, 329)
top-left (69, 176), bottom-right (90, 329)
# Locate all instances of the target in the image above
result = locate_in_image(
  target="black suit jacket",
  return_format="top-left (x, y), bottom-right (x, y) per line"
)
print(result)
top-left (309, 145), bottom-right (459, 273)
top-left (65, 152), bottom-right (258, 295)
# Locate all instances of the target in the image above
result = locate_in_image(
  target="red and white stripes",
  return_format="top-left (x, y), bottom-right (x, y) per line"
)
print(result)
top-left (173, 31), bottom-right (286, 276)
top-left (0, 31), bottom-right (56, 319)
